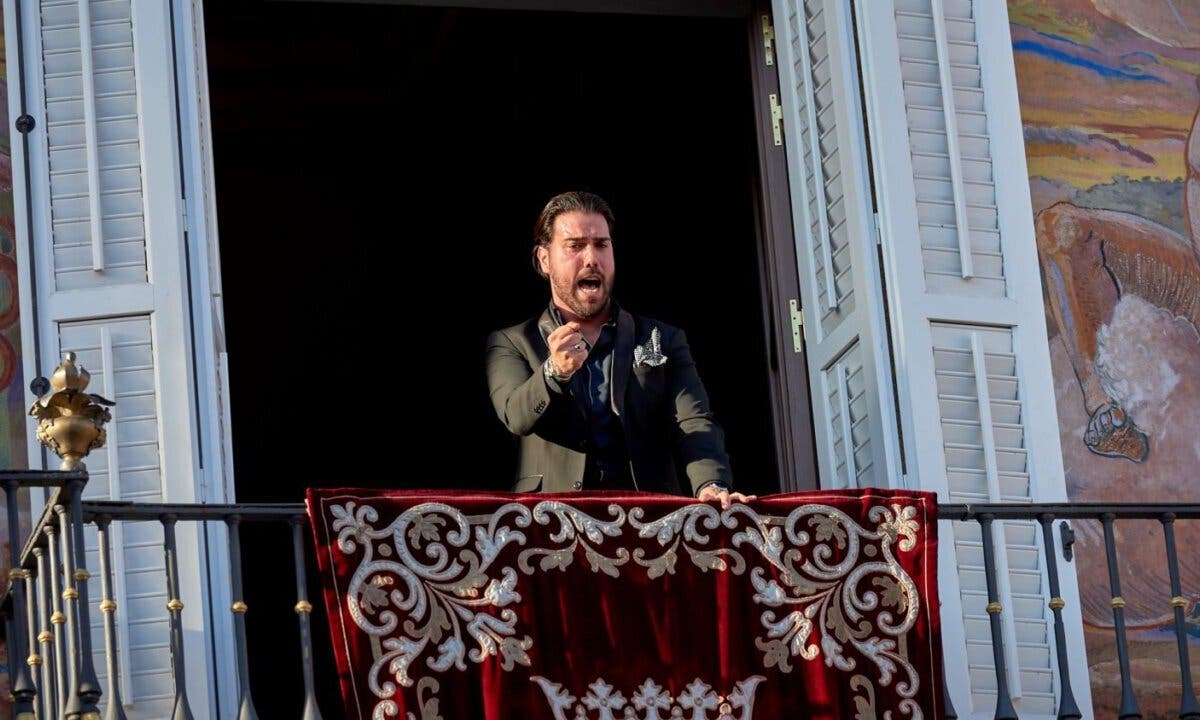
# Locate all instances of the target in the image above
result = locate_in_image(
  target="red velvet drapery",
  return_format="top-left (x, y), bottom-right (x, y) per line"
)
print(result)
top-left (308, 488), bottom-right (944, 719)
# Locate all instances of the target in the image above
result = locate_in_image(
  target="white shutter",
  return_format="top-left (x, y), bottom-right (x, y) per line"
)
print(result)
top-left (855, 0), bottom-right (1092, 717)
top-left (773, 0), bottom-right (901, 490)
top-left (10, 0), bottom-right (222, 716)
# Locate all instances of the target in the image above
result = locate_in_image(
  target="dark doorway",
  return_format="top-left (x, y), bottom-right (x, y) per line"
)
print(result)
top-left (203, 0), bottom-right (778, 713)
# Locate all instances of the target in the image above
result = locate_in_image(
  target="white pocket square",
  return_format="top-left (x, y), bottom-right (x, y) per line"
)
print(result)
top-left (633, 327), bottom-right (667, 368)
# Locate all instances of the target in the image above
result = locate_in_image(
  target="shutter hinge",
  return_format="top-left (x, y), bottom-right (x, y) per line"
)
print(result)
top-left (789, 299), bottom-right (804, 353)
top-left (761, 15), bottom-right (775, 66)
top-left (769, 94), bottom-right (783, 146)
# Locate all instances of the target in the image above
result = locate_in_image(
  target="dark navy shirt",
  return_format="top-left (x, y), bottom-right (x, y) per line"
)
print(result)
top-left (549, 303), bottom-right (631, 486)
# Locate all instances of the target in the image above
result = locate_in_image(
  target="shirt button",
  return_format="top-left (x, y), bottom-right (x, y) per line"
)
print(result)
top-left (572, 481), bottom-right (582, 490)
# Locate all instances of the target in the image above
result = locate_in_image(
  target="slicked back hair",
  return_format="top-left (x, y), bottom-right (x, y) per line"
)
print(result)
top-left (531, 191), bottom-right (615, 278)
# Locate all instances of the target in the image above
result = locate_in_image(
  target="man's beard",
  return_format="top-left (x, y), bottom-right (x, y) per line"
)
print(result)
top-left (551, 270), bottom-right (612, 319)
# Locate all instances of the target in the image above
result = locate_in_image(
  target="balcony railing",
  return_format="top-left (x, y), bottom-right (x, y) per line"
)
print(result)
top-left (1, 470), bottom-right (1197, 719)
top-left (0, 471), bottom-right (321, 720)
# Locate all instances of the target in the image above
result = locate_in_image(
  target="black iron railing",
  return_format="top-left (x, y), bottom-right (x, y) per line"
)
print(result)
top-left (2, 470), bottom-right (1198, 720)
top-left (0, 471), bottom-right (324, 720)
top-left (938, 503), bottom-right (1200, 720)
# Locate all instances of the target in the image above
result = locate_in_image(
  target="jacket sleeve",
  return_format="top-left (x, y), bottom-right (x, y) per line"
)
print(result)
top-left (665, 329), bottom-right (734, 494)
top-left (486, 328), bottom-right (568, 436)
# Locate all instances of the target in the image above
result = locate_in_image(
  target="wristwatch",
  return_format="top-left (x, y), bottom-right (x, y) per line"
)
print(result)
top-left (543, 357), bottom-right (572, 385)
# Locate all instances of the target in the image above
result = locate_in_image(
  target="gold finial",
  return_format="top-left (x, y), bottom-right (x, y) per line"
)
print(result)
top-left (167, 598), bottom-right (184, 612)
top-left (62, 588), bottom-right (78, 601)
top-left (231, 601), bottom-right (248, 614)
top-left (99, 599), bottom-right (117, 614)
top-left (1110, 596), bottom-right (1126, 609)
top-left (49, 612), bottom-right (65, 625)
top-left (985, 602), bottom-right (1003, 614)
top-left (294, 600), bottom-right (313, 614)
top-left (1048, 597), bottom-right (1066, 610)
top-left (1172, 596), bottom-right (1188, 608)
top-left (28, 352), bottom-right (115, 471)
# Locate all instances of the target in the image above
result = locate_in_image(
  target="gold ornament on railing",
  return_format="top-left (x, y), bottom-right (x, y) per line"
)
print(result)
top-left (28, 352), bottom-right (115, 471)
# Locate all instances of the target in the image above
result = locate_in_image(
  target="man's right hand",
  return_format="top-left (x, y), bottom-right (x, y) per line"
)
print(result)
top-left (546, 321), bottom-right (589, 380)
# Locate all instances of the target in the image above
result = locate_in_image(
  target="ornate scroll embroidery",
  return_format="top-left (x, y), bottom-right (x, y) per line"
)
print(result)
top-left (530, 676), bottom-right (766, 720)
top-left (329, 499), bottom-right (924, 719)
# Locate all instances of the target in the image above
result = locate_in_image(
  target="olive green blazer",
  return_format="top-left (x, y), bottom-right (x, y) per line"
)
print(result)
top-left (485, 306), bottom-right (732, 495)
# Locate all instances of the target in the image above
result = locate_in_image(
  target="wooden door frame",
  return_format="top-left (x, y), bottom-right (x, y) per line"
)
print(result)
top-left (745, 0), bottom-right (820, 491)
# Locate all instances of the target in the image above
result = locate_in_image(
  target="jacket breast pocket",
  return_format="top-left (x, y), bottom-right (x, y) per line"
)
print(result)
top-left (633, 365), bottom-right (666, 397)
top-left (513, 474), bottom-right (543, 493)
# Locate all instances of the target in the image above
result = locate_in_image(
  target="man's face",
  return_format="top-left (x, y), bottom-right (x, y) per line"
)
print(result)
top-left (538, 210), bottom-right (615, 319)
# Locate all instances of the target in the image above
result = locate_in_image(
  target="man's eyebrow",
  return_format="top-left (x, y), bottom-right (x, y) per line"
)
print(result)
top-left (561, 235), bottom-right (611, 242)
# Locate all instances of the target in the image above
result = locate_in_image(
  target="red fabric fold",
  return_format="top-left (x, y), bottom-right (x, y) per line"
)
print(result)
top-left (307, 488), bottom-right (944, 719)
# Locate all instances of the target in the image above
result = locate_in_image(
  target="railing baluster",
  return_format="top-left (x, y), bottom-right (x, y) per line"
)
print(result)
top-left (162, 515), bottom-right (195, 720)
top-left (96, 515), bottom-right (129, 720)
top-left (3, 609), bottom-right (17, 716)
top-left (67, 479), bottom-right (102, 717)
top-left (4, 480), bottom-right (37, 718)
top-left (33, 546), bottom-right (57, 720)
top-left (45, 522), bottom-right (68, 717)
top-left (1160, 513), bottom-right (1200, 720)
top-left (291, 517), bottom-right (324, 720)
top-left (226, 516), bottom-right (259, 719)
top-left (1036, 514), bottom-right (1081, 719)
top-left (1101, 513), bottom-right (1142, 719)
top-left (24, 558), bottom-right (41, 718)
top-left (55, 504), bottom-right (81, 719)
top-left (979, 513), bottom-right (1019, 719)
top-left (56, 504), bottom-right (82, 715)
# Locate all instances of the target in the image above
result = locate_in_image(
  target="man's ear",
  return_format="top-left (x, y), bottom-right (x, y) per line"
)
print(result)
top-left (537, 245), bottom-right (550, 275)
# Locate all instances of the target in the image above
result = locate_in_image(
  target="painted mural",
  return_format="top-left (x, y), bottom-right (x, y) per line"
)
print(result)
top-left (1009, 0), bottom-right (1200, 714)
top-left (0, 7), bottom-right (27, 714)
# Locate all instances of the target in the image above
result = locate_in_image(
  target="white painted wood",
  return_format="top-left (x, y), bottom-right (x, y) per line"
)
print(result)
top-left (74, 0), bottom-right (105, 271)
top-left (855, 0), bottom-right (1091, 716)
top-left (61, 316), bottom-right (169, 716)
top-left (790, 0), bottom-right (836, 311)
top-left (5, 0), bottom-right (52, 476)
top-left (970, 331), bottom-right (1022, 699)
top-left (37, 0), bottom-right (148, 292)
top-left (834, 361), bottom-right (857, 487)
top-left (10, 0), bottom-right (226, 714)
top-left (772, 0), bottom-right (902, 492)
top-left (929, 0), bottom-right (972, 279)
top-left (100, 326), bottom-right (135, 703)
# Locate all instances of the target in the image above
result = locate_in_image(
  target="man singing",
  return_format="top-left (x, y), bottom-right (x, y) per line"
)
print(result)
top-left (486, 191), bottom-right (753, 507)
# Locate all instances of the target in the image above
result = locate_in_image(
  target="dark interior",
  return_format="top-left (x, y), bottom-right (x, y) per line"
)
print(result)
top-left (203, 0), bottom-right (776, 711)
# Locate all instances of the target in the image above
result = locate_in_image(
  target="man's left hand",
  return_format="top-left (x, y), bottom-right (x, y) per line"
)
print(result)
top-left (696, 484), bottom-right (757, 509)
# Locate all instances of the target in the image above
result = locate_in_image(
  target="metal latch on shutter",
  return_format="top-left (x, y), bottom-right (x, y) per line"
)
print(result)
top-left (769, 94), bottom-right (783, 146)
top-left (789, 299), bottom-right (804, 353)
top-left (761, 15), bottom-right (775, 66)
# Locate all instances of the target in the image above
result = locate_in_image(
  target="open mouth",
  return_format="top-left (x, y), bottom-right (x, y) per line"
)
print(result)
top-left (578, 277), bottom-right (603, 292)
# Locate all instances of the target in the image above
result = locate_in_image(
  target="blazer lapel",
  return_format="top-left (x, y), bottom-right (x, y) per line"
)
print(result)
top-left (536, 307), bottom-right (558, 349)
top-left (611, 309), bottom-right (634, 417)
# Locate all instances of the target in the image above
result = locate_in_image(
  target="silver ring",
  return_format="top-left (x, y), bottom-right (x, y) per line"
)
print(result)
top-left (572, 343), bottom-right (583, 351)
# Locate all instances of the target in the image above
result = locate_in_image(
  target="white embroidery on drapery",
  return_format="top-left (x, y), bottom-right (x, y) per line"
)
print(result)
top-left (530, 675), bottom-right (766, 720)
top-left (328, 499), bottom-right (925, 720)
